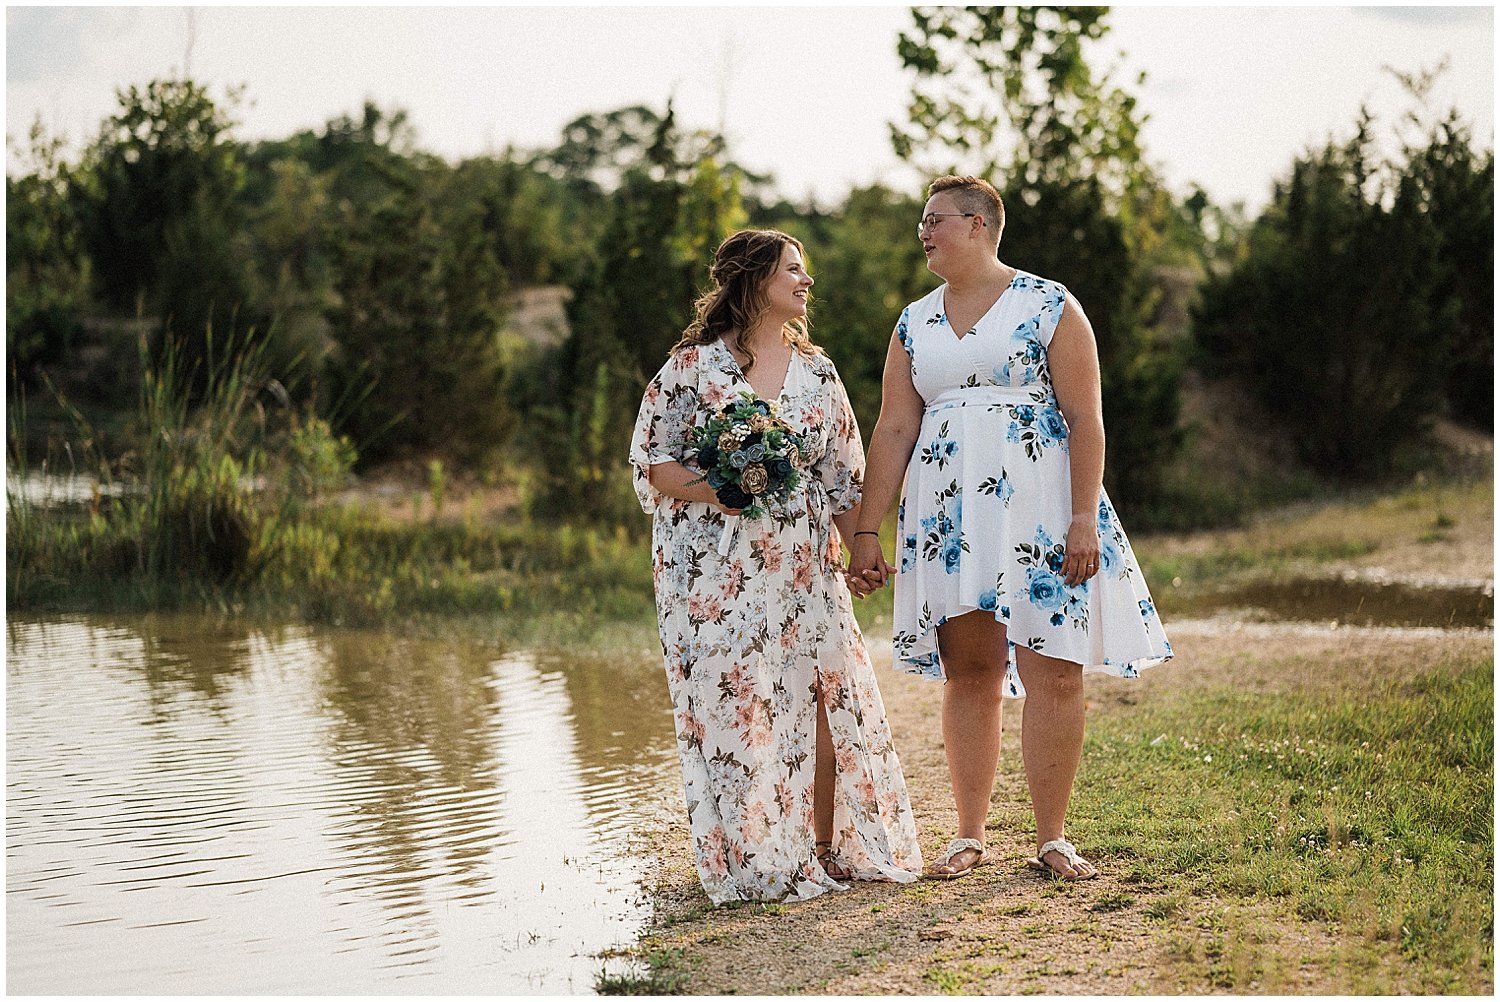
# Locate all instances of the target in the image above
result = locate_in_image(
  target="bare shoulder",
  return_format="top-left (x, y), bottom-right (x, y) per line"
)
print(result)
top-left (1055, 289), bottom-right (1097, 341)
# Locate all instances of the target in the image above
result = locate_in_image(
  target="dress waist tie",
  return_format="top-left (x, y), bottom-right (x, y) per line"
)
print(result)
top-left (923, 385), bottom-right (1056, 415)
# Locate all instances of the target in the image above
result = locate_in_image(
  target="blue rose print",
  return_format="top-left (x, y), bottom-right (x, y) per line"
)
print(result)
top-left (941, 534), bottom-right (963, 573)
top-left (1027, 568), bottom-right (1066, 611)
top-left (1039, 407), bottom-right (1068, 443)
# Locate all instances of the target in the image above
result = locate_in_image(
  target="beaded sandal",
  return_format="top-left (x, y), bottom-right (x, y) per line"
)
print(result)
top-left (1025, 838), bottom-right (1098, 880)
top-left (923, 837), bottom-right (986, 879)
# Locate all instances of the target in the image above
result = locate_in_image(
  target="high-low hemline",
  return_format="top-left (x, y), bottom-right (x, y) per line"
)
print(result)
top-left (889, 274), bottom-right (1173, 694)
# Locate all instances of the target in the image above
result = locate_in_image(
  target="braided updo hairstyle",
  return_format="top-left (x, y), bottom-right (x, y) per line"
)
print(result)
top-left (671, 229), bottom-right (822, 373)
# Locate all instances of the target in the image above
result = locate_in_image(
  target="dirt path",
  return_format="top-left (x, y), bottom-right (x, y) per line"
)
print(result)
top-left (626, 474), bottom-right (1493, 994)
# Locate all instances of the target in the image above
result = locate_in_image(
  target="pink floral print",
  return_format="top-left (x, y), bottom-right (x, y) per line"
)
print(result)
top-left (630, 340), bottom-right (922, 903)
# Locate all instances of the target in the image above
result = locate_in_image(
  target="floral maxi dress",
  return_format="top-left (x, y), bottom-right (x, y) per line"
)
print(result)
top-left (631, 341), bottom-right (922, 904)
top-left (893, 273), bottom-right (1173, 695)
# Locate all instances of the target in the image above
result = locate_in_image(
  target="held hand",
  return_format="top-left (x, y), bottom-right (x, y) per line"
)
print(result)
top-left (843, 566), bottom-right (877, 598)
top-left (848, 534), bottom-right (893, 589)
top-left (1062, 515), bottom-right (1101, 587)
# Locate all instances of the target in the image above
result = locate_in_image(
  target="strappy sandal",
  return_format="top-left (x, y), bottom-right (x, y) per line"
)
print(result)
top-left (923, 837), bottom-right (986, 880)
top-left (815, 840), bottom-right (851, 880)
top-left (1025, 838), bottom-right (1098, 880)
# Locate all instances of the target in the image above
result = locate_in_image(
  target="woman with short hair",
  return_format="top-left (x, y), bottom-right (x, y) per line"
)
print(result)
top-left (849, 177), bottom-right (1173, 880)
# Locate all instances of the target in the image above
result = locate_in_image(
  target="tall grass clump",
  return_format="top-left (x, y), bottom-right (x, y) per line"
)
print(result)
top-left (7, 326), bottom-right (356, 608)
top-left (8, 326), bottom-right (657, 634)
top-left (133, 326), bottom-right (271, 583)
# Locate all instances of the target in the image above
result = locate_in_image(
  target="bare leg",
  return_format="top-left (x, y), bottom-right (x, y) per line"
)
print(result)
top-left (1015, 646), bottom-right (1097, 878)
top-left (929, 611), bottom-right (1008, 875)
top-left (813, 683), bottom-right (849, 878)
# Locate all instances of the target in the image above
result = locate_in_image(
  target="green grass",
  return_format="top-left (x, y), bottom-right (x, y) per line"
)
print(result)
top-left (1140, 538), bottom-right (1378, 594)
top-left (1071, 654), bottom-right (1493, 992)
top-left (10, 501), bottom-right (659, 647)
top-left (7, 328), bottom-right (660, 645)
top-left (595, 946), bottom-right (690, 996)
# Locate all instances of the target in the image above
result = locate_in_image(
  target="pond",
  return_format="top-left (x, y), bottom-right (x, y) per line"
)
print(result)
top-left (10, 570), bottom-right (1490, 992)
top-left (1166, 573), bottom-right (1492, 629)
top-left (5, 615), bottom-right (677, 994)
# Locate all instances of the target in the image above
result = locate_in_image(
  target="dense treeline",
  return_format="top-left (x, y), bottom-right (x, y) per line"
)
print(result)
top-left (7, 9), bottom-right (1491, 545)
top-left (1194, 99), bottom-right (1493, 478)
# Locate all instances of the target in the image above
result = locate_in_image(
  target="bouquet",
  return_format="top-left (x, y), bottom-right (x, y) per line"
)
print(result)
top-left (688, 393), bottom-right (807, 519)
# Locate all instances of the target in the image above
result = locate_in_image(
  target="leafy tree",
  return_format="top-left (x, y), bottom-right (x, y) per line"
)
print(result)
top-left (795, 185), bottom-right (931, 430)
top-left (242, 102), bottom-right (423, 211)
top-left (242, 158), bottom-right (337, 381)
top-left (533, 104), bottom-right (725, 194)
top-left (891, 5), bottom-right (1182, 503)
top-left (6, 118), bottom-right (90, 383)
top-left (892, 7), bottom-right (1144, 199)
top-left (71, 79), bottom-right (251, 338)
top-left (523, 104), bottom-right (745, 522)
top-left (1193, 115), bottom-right (1451, 478)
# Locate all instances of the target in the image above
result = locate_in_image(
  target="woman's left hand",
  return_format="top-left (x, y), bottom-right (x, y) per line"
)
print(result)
top-left (1063, 515), bottom-right (1102, 587)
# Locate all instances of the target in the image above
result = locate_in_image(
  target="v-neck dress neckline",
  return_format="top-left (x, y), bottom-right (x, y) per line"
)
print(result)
top-left (942, 271), bottom-right (1026, 342)
top-left (717, 338), bottom-right (796, 403)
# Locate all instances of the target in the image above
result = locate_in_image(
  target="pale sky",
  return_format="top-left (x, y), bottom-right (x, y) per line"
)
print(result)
top-left (5, 4), bottom-right (1494, 213)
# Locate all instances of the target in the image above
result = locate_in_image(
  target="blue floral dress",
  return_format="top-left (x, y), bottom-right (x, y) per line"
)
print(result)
top-left (892, 273), bottom-right (1172, 696)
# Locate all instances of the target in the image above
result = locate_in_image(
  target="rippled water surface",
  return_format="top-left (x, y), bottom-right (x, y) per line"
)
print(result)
top-left (6, 615), bottom-right (676, 993)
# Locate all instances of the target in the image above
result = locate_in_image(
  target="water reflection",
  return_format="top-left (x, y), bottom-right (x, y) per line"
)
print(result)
top-left (6, 614), bottom-right (676, 993)
top-left (1166, 574), bottom-right (1493, 629)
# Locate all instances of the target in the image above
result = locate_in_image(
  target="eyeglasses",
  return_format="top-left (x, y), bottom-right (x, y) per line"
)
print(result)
top-left (917, 212), bottom-right (980, 236)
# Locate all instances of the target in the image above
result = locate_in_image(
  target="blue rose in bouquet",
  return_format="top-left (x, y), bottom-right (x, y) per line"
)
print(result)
top-left (686, 392), bottom-right (807, 519)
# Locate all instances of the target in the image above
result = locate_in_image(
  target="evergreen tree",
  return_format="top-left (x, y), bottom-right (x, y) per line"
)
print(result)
top-left (6, 118), bottom-right (90, 384)
top-left (1410, 111), bottom-right (1493, 429)
top-left (72, 80), bottom-right (251, 339)
top-left (999, 176), bottom-right (1182, 501)
top-left (325, 171), bottom-right (511, 465)
top-left (1193, 116), bottom-right (1451, 478)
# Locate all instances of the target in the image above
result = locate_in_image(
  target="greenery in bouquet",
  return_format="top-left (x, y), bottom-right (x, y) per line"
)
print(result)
top-left (688, 393), bottom-right (807, 518)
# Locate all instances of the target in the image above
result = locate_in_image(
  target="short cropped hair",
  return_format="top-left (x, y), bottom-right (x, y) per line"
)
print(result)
top-left (927, 175), bottom-right (1005, 239)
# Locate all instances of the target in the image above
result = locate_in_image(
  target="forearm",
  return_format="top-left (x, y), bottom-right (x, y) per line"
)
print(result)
top-left (648, 461), bottom-right (719, 506)
top-left (832, 505), bottom-right (864, 550)
top-left (1066, 418), bottom-right (1106, 521)
top-left (854, 422), bottom-right (919, 534)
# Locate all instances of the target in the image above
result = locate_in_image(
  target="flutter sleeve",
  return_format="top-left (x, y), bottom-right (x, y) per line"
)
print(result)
top-left (811, 360), bottom-right (865, 516)
top-left (629, 348), bottom-right (702, 514)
